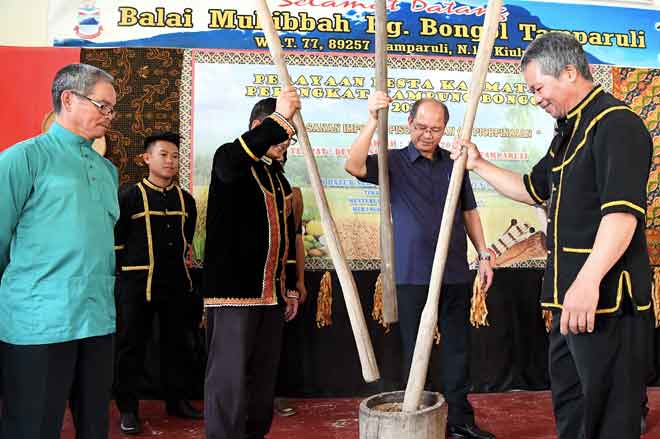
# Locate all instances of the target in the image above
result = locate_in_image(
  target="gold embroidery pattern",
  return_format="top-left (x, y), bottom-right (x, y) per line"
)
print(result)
top-left (136, 183), bottom-right (155, 301)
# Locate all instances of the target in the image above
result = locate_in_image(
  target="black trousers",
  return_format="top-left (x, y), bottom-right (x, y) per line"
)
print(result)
top-left (549, 301), bottom-right (652, 439)
top-left (397, 283), bottom-right (474, 426)
top-left (204, 305), bottom-right (284, 439)
top-left (114, 281), bottom-right (194, 414)
top-left (0, 334), bottom-right (114, 439)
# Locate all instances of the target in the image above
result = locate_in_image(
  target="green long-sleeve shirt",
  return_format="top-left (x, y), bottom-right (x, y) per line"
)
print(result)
top-left (0, 122), bottom-right (119, 344)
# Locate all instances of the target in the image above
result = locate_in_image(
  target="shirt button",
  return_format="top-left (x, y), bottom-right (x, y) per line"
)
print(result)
top-left (168, 242), bottom-right (173, 247)
top-left (547, 250), bottom-right (551, 254)
top-left (547, 218), bottom-right (551, 223)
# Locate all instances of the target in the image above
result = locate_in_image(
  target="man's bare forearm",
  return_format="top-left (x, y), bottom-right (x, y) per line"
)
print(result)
top-left (472, 159), bottom-right (536, 205)
top-left (463, 208), bottom-right (488, 253)
top-left (345, 118), bottom-right (377, 178)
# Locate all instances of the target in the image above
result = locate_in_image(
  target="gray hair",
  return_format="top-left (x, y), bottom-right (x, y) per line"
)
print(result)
top-left (51, 63), bottom-right (114, 114)
top-left (521, 32), bottom-right (593, 81)
top-left (409, 98), bottom-right (450, 125)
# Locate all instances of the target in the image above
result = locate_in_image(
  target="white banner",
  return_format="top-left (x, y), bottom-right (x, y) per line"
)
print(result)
top-left (49, 0), bottom-right (660, 68)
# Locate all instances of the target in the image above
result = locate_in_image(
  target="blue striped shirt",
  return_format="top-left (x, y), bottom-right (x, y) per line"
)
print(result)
top-left (360, 143), bottom-right (477, 285)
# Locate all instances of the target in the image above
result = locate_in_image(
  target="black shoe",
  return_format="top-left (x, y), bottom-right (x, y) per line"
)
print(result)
top-left (167, 400), bottom-right (204, 419)
top-left (447, 423), bottom-right (495, 439)
top-left (641, 415), bottom-right (647, 435)
top-left (642, 404), bottom-right (649, 435)
top-left (274, 398), bottom-right (296, 417)
top-left (120, 412), bottom-right (141, 435)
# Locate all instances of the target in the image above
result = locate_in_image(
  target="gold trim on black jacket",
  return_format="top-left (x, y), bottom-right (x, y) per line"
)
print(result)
top-left (522, 85), bottom-right (652, 314)
top-left (114, 179), bottom-right (197, 301)
top-left (202, 116), bottom-right (297, 307)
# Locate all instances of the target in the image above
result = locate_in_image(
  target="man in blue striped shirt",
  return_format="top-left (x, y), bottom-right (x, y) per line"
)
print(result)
top-left (346, 93), bottom-right (495, 439)
top-left (0, 64), bottom-right (118, 439)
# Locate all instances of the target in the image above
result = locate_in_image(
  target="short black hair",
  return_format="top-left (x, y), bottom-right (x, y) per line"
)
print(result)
top-left (249, 97), bottom-right (277, 128)
top-left (144, 132), bottom-right (181, 151)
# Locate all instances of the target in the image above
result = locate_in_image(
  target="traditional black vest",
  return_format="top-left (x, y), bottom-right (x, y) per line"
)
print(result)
top-left (202, 115), bottom-right (297, 306)
top-left (115, 179), bottom-right (197, 301)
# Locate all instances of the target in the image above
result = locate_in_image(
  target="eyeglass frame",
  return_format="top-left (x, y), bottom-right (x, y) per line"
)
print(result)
top-left (411, 122), bottom-right (445, 136)
top-left (70, 90), bottom-right (115, 117)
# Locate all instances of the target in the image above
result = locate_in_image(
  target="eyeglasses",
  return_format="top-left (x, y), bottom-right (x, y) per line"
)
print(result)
top-left (290, 136), bottom-right (298, 145)
top-left (412, 123), bottom-right (444, 135)
top-left (70, 91), bottom-right (115, 117)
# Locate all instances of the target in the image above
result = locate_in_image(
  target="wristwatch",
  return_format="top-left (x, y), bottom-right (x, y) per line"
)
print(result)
top-left (478, 251), bottom-right (491, 262)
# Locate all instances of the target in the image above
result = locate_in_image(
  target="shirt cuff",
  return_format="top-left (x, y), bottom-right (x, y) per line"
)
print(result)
top-left (268, 112), bottom-right (296, 138)
top-left (523, 174), bottom-right (544, 205)
top-left (600, 200), bottom-right (646, 219)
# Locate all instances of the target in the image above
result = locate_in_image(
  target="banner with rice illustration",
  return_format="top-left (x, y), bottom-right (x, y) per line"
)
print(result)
top-left (184, 51), bottom-right (580, 269)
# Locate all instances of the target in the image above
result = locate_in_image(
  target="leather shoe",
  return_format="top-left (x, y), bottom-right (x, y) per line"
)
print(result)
top-left (166, 400), bottom-right (204, 419)
top-left (642, 411), bottom-right (648, 434)
top-left (274, 398), bottom-right (296, 417)
top-left (447, 423), bottom-right (495, 439)
top-left (641, 415), bottom-right (647, 435)
top-left (120, 412), bottom-right (141, 435)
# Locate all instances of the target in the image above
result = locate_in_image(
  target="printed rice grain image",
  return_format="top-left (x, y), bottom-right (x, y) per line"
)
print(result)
top-left (335, 218), bottom-right (380, 260)
top-left (192, 186), bottom-right (208, 264)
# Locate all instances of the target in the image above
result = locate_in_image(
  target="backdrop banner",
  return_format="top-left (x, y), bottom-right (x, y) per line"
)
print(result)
top-left (49, 1), bottom-right (660, 68)
top-left (185, 51), bottom-right (610, 269)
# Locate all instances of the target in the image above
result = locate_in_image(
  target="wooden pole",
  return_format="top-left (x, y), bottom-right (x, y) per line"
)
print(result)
top-left (375, 0), bottom-right (398, 324)
top-left (255, 0), bottom-right (380, 383)
top-left (402, 0), bottom-right (503, 411)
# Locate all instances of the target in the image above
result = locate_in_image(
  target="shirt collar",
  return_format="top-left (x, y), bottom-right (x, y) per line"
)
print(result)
top-left (49, 122), bottom-right (95, 149)
top-left (566, 84), bottom-right (603, 121)
top-left (260, 155), bottom-right (286, 173)
top-left (405, 142), bottom-right (444, 162)
top-left (142, 178), bottom-right (177, 192)
top-left (405, 143), bottom-right (422, 162)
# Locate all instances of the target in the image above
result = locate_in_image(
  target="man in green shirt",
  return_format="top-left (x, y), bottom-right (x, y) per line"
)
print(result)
top-left (0, 63), bottom-right (119, 439)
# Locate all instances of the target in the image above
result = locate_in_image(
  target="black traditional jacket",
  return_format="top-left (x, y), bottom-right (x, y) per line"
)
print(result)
top-left (202, 115), bottom-right (297, 306)
top-left (523, 85), bottom-right (652, 315)
top-left (114, 179), bottom-right (197, 301)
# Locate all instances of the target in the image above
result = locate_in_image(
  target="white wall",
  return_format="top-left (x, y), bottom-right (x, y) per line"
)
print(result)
top-left (0, 0), bottom-right (49, 46)
top-left (0, 0), bottom-right (658, 47)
